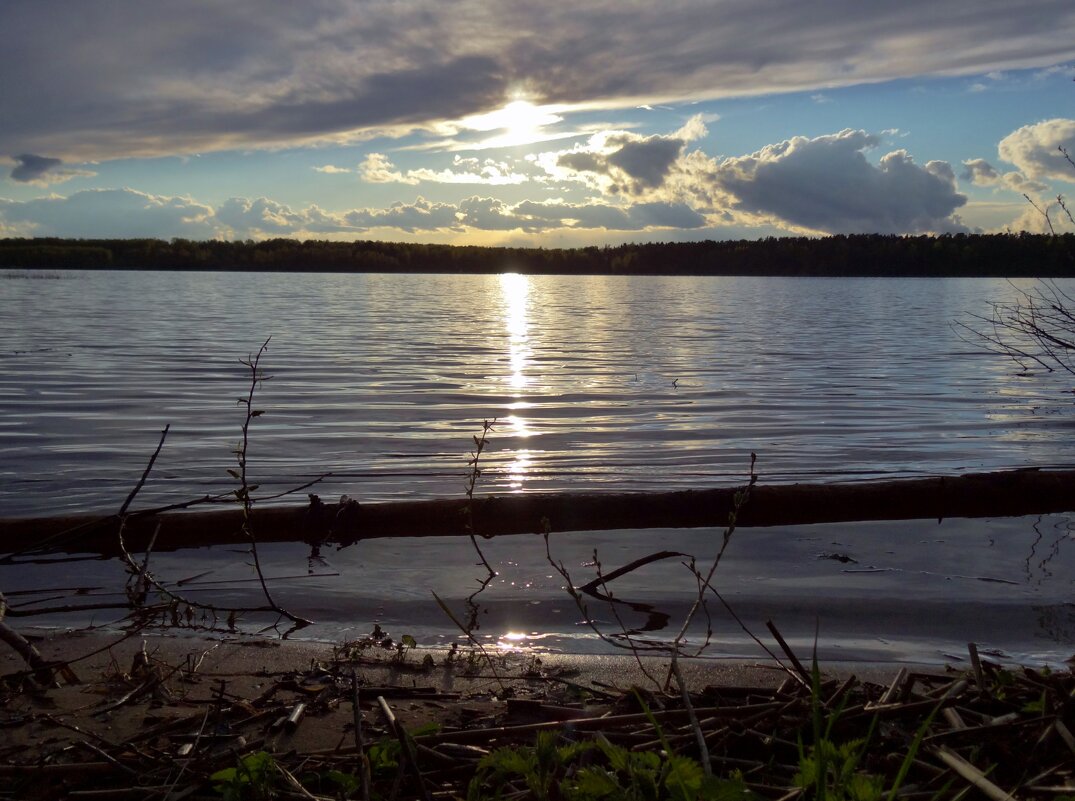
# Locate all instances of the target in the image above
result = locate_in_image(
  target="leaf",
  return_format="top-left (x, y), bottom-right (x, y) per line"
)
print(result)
top-left (570, 766), bottom-right (620, 798)
top-left (664, 755), bottom-right (705, 801)
top-left (250, 410), bottom-right (264, 417)
top-left (211, 767), bottom-right (238, 784)
top-left (698, 776), bottom-right (757, 801)
top-left (226, 468), bottom-right (240, 479)
top-left (408, 721), bottom-right (440, 737)
top-left (1023, 691), bottom-right (1047, 714)
top-left (402, 634), bottom-right (417, 649)
top-left (324, 770), bottom-right (360, 793)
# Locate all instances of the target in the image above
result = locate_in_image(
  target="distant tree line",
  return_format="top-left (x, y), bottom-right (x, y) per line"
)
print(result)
top-left (0, 233), bottom-right (1073, 277)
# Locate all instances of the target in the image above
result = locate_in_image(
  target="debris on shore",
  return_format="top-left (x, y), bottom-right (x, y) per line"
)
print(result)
top-left (1, 633), bottom-right (1072, 800)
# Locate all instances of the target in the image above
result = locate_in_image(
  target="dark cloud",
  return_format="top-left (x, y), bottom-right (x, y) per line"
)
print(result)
top-left (551, 128), bottom-right (696, 195)
top-left (605, 135), bottom-right (684, 190)
top-left (709, 130), bottom-right (968, 233)
top-left (10, 153), bottom-right (63, 182)
top-left (2, 0), bottom-right (1073, 160)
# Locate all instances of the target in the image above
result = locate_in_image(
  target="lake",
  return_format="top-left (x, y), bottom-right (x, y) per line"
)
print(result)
top-left (1, 270), bottom-right (1073, 664)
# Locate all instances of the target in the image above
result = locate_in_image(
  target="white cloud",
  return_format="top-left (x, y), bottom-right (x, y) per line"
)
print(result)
top-left (360, 153), bottom-right (528, 185)
top-left (215, 196), bottom-right (351, 236)
top-left (997, 119), bottom-right (1075, 182)
top-left (962, 158), bottom-right (1000, 185)
top-left (359, 153), bottom-right (419, 185)
top-left (961, 158), bottom-right (1049, 193)
top-left (313, 164), bottom-right (351, 174)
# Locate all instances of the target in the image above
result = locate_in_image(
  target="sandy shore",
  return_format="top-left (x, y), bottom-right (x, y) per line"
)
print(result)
top-left (1, 627), bottom-right (926, 758)
top-left (6, 628), bottom-right (1073, 801)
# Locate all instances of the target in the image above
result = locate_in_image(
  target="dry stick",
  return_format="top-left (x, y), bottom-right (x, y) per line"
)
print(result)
top-left (430, 589), bottom-right (505, 690)
top-left (415, 701), bottom-right (786, 747)
top-left (111, 427), bottom-right (309, 631)
top-left (671, 659), bottom-right (711, 776)
top-left (0, 592), bottom-right (57, 680)
top-left (542, 531), bottom-right (663, 689)
top-left (462, 418), bottom-right (497, 577)
top-left (352, 670), bottom-right (371, 801)
top-left (703, 582), bottom-right (803, 687)
top-left (934, 745), bottom-right (1018, 801)
top-left (236, 337), bottom-right (311, 629)
top-left (378, 695), bottom-right (432, 801)
top-left (1052, 720), bottom-right (1075, 757)
top-left (968, 642), bottom-right (984, 691)
top-left (665, 452), bottom-right (757, 690)
top-left (765, 619), bottom-right (811, 686)
top-left (576, 550), bottom-right (688, 595)
top-left (879, 667), bottom-right (911, 706)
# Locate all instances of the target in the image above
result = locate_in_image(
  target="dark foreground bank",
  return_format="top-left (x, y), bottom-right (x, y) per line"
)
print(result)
top-left (1, 630), bottom-right (1072, 799)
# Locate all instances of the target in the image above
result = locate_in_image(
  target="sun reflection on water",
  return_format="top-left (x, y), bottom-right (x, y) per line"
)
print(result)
top-left (499, 273), bottom-right (534, 491)
top-left (500, 272), bottom-right (531, 391)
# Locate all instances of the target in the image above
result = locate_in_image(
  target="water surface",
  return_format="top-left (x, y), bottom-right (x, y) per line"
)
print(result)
top-left (1, 270), bottom-right (1073, 664)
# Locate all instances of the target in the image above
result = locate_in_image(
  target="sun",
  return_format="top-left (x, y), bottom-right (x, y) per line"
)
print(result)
top-left (458, 99), bottom-right (567, 148)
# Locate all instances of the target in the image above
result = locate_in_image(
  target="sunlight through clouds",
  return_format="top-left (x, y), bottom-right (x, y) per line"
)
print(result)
top-left (2, 1), bottom-right (1074, 241)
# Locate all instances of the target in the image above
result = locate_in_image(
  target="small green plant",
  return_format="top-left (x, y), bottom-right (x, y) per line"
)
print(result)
top-left (211, 750), bottom-right (277, 801)
top-left (794, 655), bottom-right (940, 801)
top-left (467, 707), bottom-right (755, 801)
top-left (393, 633), bottom-right (417, 663)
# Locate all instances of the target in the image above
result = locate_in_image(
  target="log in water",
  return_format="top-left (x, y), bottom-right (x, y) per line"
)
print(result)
top-left (1, 468), bottom-right (1072, 556)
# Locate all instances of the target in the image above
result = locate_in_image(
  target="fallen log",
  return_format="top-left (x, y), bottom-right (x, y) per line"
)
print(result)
top-left (1, 468), bottom-right (1072, 556)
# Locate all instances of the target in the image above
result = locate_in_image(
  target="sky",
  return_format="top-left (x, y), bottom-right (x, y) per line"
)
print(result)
top-left (2, 0), bottom-right (1075, 246)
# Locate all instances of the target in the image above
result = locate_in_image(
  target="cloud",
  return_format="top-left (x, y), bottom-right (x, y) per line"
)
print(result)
top-left (359, 153), bottom-right (419, 185)
top-left (341, 194), bottom-right (706, 233)
top-left (962, 158), bottom-right (1049, 193)
top-left (9, 153), bottom-right (95, 185)
top-left (962, 158), bottom-right (1001, 185)
top-left (215, 196), bottom-right (351, 236)
top-left (0, 182), bottom-right (713, 238)
top-left (540, 116), bottom-right (708, 195)
top-left (312, 164), bottom-right (351, 174)
top-left (544, 121), bottom-right (969, 234)
top-left (4, 1), bottom-right (1075, 161)
top-left (360, 153), bottom-right (528, 185)
top-left (0, 188), bottom-right (216, 238)
top-left (703, 130), bottom-right (968, 233)
top-left (344, 197), bottom-right (462, 233)
top-left (997, 119), bottom-right (1075, 182)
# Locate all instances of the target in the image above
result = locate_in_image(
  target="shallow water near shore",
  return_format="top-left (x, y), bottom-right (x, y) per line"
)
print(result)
top-left (1, 270), bottom-right (1073, 662)
top-left (4, 514), bottom-right (1072, 665)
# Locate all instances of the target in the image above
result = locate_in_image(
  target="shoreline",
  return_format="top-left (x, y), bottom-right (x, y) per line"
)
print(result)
top-left (4, 627), bottom-right (1072, 799)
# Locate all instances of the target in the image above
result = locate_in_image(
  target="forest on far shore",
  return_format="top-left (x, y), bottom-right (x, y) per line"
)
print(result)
top-left (1, 233), bottom-right (1073, 277)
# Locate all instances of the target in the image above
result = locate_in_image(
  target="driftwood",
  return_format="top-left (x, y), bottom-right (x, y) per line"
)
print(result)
top-left (1, 468), bottom-right (1072, 557)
